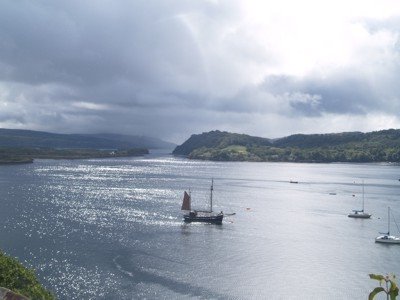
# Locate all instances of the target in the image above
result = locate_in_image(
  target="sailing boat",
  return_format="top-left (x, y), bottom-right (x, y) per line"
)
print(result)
top-left (181, 179), bottom-right (224, 225)
top-left (375, 207), bottom-right (400, 244)
top-left (348, 180), bottom-right (371, 219)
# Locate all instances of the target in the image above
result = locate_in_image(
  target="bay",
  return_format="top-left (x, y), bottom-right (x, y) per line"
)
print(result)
top-left (0, 152), bottom-right (399, 299)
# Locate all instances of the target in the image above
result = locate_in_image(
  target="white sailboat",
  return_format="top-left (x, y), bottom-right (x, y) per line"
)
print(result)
top-left (348, 180), bottom-right (371, 219)
top-left (375, 207), bottom-right (400, 244)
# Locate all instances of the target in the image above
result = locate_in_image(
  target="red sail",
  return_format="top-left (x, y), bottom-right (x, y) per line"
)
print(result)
top-left (181, 191), bottom-right (191, 211)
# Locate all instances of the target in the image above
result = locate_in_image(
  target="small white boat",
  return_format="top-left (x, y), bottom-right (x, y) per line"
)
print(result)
top-left (375, 207), bottom-right (400, 244)
top-left (348, 180), bottom-right (371, 219)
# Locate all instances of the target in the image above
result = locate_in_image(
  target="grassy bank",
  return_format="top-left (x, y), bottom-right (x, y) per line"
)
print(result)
top-left (0, 251), bottom-right (54, 299)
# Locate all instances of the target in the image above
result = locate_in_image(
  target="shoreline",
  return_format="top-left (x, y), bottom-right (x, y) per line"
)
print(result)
top-left (0, 147), bottom-right (149, 165)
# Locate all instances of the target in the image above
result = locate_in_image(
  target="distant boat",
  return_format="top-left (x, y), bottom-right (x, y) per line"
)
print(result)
top-left (181, 179), bottom-right (224, 225)
top-left (375, 207), bottom-right (400, 244)
top-left (289, 180), bottom-right (298, 184)
top-left (348, 180), bottom-right (371, 219)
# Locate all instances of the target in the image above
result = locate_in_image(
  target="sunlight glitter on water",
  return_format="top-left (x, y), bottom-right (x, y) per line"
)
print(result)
top-left (1, 156), bottom-right (400, 299)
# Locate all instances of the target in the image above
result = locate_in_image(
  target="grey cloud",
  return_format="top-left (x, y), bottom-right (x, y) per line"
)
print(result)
top-left (260, 71), bottom-right (400, 117)
top-left (0, 1), bottom-right (218, 113)
top-left (363, 16), bottom-right (400, 37)
top-left (0, 1), bottom-right (399, 143)
top-left (0, 1), bottom-right (210, 88)
top-left (200, 69), bottom-right (392, 118)
top-left (0, 111), bottom-right (26, 124)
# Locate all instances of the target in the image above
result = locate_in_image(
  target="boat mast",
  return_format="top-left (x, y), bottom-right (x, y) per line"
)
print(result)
top-left (388, 207), bottom-right (391, 235)
top-left (210, 178), bottom-right (213, 212)
top-left (362, 180), bottom-right (365, 212)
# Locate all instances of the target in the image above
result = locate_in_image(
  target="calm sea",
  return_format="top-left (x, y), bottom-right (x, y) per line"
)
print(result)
top-left (0, 152), bottom-right (399, 299)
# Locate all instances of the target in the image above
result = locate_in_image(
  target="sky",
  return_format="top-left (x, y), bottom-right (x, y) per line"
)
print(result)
top-left (0, 0), bottom-right (400, 143)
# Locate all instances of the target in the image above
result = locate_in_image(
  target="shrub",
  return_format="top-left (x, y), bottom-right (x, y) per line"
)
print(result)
top-left (0, 251), bottom-right (54, 299)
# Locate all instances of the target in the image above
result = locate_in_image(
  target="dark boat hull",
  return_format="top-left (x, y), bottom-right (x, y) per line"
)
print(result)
top-left (348, 213), bottom-right (371, 219)
top-left (184, 213), bottom-right (223, 225)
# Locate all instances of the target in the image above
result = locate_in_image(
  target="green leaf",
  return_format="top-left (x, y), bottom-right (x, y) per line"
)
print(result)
top-left (369, 287), bottom-right (385, 300)
top-left (389, 280), bottom-right (399, 293)
top-left (388, 278), bottom-right (399, 300)
top-left (369, 274), bottom-right (386, 282)
top-left (388, 284), bottom-right (399, 300)
top-left (390, 292), bottom-right (398, 300)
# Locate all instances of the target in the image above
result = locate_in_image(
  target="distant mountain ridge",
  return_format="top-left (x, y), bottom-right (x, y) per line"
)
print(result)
top-left (0, 128), bottom-right (175, 149)
top-left (173, 129), bottom-right (400, 163)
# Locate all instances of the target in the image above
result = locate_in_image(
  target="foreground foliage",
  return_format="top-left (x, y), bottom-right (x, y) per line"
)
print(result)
top-left (0, 251), bottom-right (54, 299)
top-left (369, 274), bottom-right (398, 300)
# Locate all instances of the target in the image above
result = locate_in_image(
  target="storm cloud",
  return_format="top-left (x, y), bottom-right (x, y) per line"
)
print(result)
top-left (0, 0), bottom-right (399, 143)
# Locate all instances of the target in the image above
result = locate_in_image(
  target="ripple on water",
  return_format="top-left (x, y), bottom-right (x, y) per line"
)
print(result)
top-left (1, 157), bottom-right (400, 299)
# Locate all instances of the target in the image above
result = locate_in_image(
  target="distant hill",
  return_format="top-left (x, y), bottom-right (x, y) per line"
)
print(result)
top-left (173, 129), bottom-right (400, 163)
top-left (173, 130), bottom-right (272, 155)
top-left (273, 132), bottom-right (365, 148)
top-left (0, 128), bottom-right (175, 150)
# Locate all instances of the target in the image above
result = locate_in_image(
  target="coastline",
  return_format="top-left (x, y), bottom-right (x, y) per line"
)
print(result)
top-left (0, 158), bottom-right (34, 165)
top-left (0, 147), bottom-right (149, 165)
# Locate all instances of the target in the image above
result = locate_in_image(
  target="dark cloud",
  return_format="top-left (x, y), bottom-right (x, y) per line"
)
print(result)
top-left (0, 1), bottom-right (216, 88)
top-left (261, 69), bottom-right (400, 117)
top-left (0, 1), bottom-right (399, 143)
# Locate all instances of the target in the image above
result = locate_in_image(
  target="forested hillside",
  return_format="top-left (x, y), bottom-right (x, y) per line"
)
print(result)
top-left (0, 128), bottom-right (175, 149)
top-left (173, 131), bottom-right (272, 155)
top-left (173, 129), bottom-right (400, 163)
top-left (0, 128), bottom-right (163, 164)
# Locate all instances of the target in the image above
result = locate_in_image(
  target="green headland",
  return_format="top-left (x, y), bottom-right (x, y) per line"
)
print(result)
top-left (173, 129), bottom-right (400, 163)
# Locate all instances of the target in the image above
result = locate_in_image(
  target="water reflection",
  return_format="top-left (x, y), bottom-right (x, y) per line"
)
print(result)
top-left (0, 156), bottom-right (399, 299)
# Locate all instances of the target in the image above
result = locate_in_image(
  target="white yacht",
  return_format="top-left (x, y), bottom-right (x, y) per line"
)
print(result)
top-left (375, 207), bottom-right (400, 244)
top-left (348, 180), bottom-right (371, 219)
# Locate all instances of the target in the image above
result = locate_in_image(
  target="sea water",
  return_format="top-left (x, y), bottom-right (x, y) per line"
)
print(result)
top-left (0, 153), bottom-right (399, 299)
